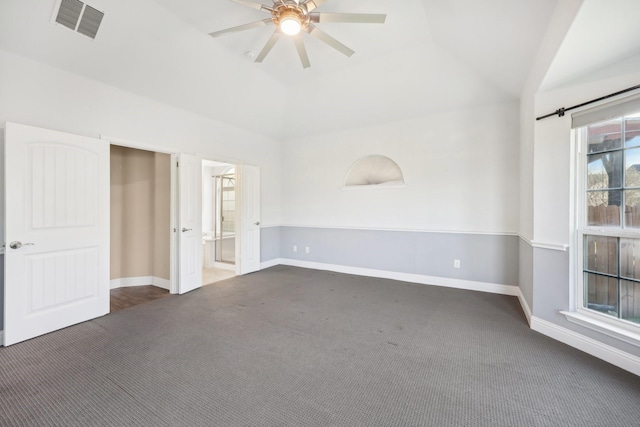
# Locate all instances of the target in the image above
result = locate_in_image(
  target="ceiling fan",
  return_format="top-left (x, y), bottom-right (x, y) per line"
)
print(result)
top-left (209, 0), bottom-right (386, 68)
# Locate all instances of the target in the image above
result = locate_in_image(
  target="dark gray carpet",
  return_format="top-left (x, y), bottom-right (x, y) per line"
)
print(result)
top-left (2, 265), bottom-right (640, 426)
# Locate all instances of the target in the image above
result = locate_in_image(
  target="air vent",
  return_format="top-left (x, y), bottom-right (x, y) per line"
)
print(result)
top-left (54, 0), bottom-right (104, 39)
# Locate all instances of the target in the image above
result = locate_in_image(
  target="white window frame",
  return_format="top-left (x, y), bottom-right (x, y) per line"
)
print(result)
top-left (569, 99), bottom-right (640, 346)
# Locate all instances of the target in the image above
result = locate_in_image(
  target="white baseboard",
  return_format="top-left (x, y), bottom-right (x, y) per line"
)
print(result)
top-left (151, 277), bottom-right (171, 290)
top-left (267, 258), bottom-right (519, 296)
top-left (531, 316), bottom-right (640, 376)
top-left (516, 288), bottom-right (533, 325)
top-left (260, 258), bottom-right (281, 269)
top-left (110, 276), bottom-right (170, 290)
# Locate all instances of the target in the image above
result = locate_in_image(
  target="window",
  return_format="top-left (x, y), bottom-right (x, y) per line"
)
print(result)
top-left (577, 100), bottom-right (640, 328)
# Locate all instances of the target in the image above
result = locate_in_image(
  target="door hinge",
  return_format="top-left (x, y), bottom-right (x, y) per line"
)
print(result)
top-left (176, 161), bottom-right (179, 167)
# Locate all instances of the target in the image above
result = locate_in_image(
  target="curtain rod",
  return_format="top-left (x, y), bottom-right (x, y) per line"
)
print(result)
top-left (535, 84), bottom-right (640, 121)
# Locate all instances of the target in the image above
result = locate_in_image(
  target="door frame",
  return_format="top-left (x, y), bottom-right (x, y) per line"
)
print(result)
top-left (101, 135), bottom-right (180, 294)
top-left (203, 159), bottom-right (240, 273)
top-left (101, 136), bottom-right (260, 290)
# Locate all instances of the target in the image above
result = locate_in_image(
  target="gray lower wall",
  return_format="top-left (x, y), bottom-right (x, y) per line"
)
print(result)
top-left (260, 226), bottom-right (280, 263)
top-left (519, 238), bottom-right (534, 313)
top-left (279, 226), bottom-right (519, 286)
top-left (532, 246), bottom-right (640, 357)
top-left (0, 254), bottom-right (3, 331)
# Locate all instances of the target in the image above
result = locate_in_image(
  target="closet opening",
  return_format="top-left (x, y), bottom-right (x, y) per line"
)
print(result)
top-left (110, 145), bottom-right (172, 311)
top-left (202, 160), bottom-right (237, 285)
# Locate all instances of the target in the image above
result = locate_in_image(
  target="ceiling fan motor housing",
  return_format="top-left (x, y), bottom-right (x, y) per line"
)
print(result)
top-left (271, 1), bottom-right (310, 32)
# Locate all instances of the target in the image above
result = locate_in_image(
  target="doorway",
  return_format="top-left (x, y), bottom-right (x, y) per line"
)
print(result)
top-left (202, 160), bottom-right (237, 285)
top-left (110, 145), bottom-right (172, 308)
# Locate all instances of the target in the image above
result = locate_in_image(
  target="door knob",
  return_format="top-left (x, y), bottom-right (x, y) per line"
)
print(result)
top-left (9, 241), bottom-right (35, 249)
top-left (254, 221), bottom-right (260, 226)
top-left (182, 227), bottom-right (192, 232)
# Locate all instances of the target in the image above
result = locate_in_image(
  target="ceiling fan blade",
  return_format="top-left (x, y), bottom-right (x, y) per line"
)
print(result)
top-left (306, 23), bottom-right (354, 57)
top-left (293, 36), bottom-right (311, 68)
top-left (310, 13), bottom-right (386, 24)
top-left (303, 0), bottom-right (328, 13)
top-left (255, 29), bottom-right (282, 63)
top-left (231, 0), bottom-right (273, 12)
top-left (209, 18), bottom-right (273, 38)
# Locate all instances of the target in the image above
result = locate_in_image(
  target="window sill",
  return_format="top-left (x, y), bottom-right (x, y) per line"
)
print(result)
top-left (561, 310), bottom-right (640, 348)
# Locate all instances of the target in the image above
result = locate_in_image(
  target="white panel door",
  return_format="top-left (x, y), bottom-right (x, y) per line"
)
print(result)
top-left (178, 153), bottom-right (202, 294)
top-left (4, 122), bottom-right (109, 346)
top-left (238, 164), bottom-right (261, 275)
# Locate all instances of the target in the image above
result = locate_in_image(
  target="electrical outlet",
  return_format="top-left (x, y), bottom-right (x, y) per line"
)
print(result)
top-left (293, 245), bottom-right (297, 252)
top-left (305, 246), bottom-right (310, 253)
top-left (453, 259), bottom-right (461, 269)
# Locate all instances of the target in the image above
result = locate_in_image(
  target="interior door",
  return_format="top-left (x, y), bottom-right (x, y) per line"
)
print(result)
top-left (4, 122), bottom-right (109, 346)
top-left (178, 153), bottom-right (202, 294)
top-left (237, 164), bottom-right (261, 275)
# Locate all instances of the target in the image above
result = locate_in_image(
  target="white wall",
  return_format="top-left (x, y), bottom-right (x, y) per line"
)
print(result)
top-left (519, 0), bottom-right (584, 242)
top-left (202, 165), bottom-right (216, 235)
top-left (526, 55), bottom-right (640, 358)
top-left (282, 101), bottom-right (520, 234)
top-left (0, 49), bottom-right (282, 227)
top-left (534, 69), bottom-right (640, 244)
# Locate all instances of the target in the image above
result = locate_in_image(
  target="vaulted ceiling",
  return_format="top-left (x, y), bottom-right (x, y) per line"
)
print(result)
top-left (1, 1), bottom-right (637, 140)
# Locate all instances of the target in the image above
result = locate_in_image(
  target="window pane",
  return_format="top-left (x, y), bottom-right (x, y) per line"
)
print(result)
top-left (620, 238), bottom-right (640, 279)
top-left (587, 190), bottom-right (621, 226)
top-left (588, 118), bottom-right (623, 153)
top-left (585, 273), bottom-right (618, 317)
top-left (625, 148), bottom-right (640, 187)
top-left (584, 235), bottom-right (618, 275)
top-left (625, 116), bottom-right (640, 147)
top-left (588, 151), bottom-right (622, 190)
top-left (625, 190), bottom-right (640, 228)
top-left (621, 280), bottom-right (640, 324)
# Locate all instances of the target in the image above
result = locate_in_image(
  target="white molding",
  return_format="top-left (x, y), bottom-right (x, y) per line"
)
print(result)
top-left (516, 288), bottom-right (532, 325)
top-left (531, 241), bottom-right (569, 252)
top-left (561, 311), bottom-right (640, 348)
top-left (110, 276), bottom-right (170, 290)
top-left (100, 135), bottom-right (179, 155)
top-left (276, 258), bottom-right (519, 296)
top-left (531, 316), bottom-right (640, 376)
top-left (279, 224), bottom-right (519, 237)
top-left (152, 277), bottom-right (171, 291)
top-left (260, 258), bottom-right (282, 269)
top-left (518, 235), bottom-right (569, 252)
top-left (518, 234), bottom-right (533, 246)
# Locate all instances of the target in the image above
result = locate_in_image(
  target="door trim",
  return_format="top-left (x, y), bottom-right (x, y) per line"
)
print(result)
top-left (101, 135), bottom-right (178, 294)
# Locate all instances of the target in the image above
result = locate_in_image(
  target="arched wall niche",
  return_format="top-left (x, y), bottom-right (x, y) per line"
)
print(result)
top-left (343, 155), bottom-right (405, 189)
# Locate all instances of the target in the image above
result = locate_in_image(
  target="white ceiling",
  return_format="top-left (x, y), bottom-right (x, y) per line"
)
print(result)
top-left (541, 0), bottom-right (640, 91)
top-left (0, 0), bottom-right (572, 139)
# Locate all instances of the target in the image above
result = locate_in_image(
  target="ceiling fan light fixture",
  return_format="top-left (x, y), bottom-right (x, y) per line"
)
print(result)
top-left (279, 9), bottom-right (303, 35)
top-left (280, 16), bottom-right (301, 35)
